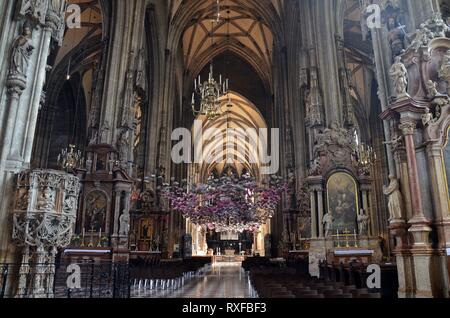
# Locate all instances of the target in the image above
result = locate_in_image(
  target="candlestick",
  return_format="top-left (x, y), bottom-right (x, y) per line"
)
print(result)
top-left (97, 228), bottom-right (102, 247)
top-left (81, 228), bottom-right (85, 247)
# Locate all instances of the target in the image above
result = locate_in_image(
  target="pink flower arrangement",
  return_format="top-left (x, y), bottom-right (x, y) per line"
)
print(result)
top-left (161, 174), bottom-right (289, 232)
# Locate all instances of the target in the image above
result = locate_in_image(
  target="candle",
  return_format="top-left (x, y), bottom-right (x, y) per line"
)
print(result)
top-left (194, 79), bottom-right (197, 90)
top-left (99, 228), bottom-right (102, 239)
top-left (82, 228), bottom-right (85, 239)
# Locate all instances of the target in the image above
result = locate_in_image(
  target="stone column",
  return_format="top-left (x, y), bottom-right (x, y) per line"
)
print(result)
top-left (427, 144), bottom-right (450, 247)
top-left (360, 183), bottom-right (375, 237)
top-left (317, 188), bottom-right (324, 238)
top-left (310, 190), bottom-right (317, 239)
top-left (399, 122), bottom-right (432, 246)
top-left (399, 121), bottom-right (435, 298)
top-left (113, 190), bottom-right (121, 236)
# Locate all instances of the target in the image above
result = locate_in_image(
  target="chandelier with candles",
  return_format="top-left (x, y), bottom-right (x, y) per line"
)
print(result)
top-left (191, 0), bottom-right (230, 120)
top-left (192, 64), bottom-right (229, 120)
top-left (57, 144), bottom-right (84, 173)
top-left (354, 143), bottom-right (377, 176)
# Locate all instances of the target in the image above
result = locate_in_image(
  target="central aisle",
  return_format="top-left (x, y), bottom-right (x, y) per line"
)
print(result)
top-left (134, 262), bottom-right (257, 298)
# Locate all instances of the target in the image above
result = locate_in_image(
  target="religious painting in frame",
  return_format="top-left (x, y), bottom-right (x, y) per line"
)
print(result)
top-left (85, 191), bottom-right (108, 232)
top-left (139, 218), bottom-right (154, 240)
top-left (326, 172), bottom-right (359, 232)
top-left (442, 126), bottom-right (450, 210)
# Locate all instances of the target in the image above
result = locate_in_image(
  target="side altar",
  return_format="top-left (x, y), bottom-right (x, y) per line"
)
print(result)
top-left (305, 122), bottom-right (383, 277)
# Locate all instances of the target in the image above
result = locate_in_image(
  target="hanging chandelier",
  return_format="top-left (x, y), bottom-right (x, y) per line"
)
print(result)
top-left (162, 174), bottom-right (288, 233)
top-left (192, 64), bottom-right (229, 120)
top-left (191, 0), bottom-right (230, 120)
top-left (354, 143), bottom-right (377, 175)
top-left (57, 144), bottom-right (84, 172)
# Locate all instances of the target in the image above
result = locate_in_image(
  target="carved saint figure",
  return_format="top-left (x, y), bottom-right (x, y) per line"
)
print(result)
top-left (37, 188), bottom-right (55, 212)
top-left (357, 209), bottom-right (370, 236)
top-left (119, 210), bottom-right (130, 236)
top-left (438, 50), bottom-right (450, 85)
top-left (322, 212), bottom-right (334, 238)
top-left (422, 108), bottom-right (433, 127)
top-left (390, 56), bottom-right (408, 98)
top-left (9, 22), bottom-right (34, 77)
top-left (383, 175), bottom-right (404, 221)
top-left (425, 80), bottom-right (438, 98)
top-left (16, 188), bottom-right (29, 210)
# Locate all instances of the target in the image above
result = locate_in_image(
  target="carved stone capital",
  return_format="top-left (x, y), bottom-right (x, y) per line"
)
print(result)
top-left (399, 121), bottom-right (416, 135)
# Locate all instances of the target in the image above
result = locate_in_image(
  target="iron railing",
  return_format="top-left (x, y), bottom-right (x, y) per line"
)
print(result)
top-left (0, 261), bottom-right (131, 299)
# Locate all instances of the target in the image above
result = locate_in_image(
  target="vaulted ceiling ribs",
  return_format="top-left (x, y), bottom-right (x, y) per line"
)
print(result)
top-left (180, 0), bottom-right (275, 77)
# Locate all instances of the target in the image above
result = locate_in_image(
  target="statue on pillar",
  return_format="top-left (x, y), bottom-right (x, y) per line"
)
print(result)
top-left (383, 175), bottom-right (404, 221)
top-left (9, 21), bottom-right (34, 78)
top-left (357, 209), bottom-right (370, 236)
top-left (389, 56), bottom-right (408, 99)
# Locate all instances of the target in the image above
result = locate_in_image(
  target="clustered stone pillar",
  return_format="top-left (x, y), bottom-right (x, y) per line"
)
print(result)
top-left (0, 0), bottom-right (66, 263)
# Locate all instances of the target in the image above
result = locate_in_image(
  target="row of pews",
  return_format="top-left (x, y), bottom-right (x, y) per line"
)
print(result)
top-left (318, 260), bottom-right (399, 298)
top-left (244, 257), bottom-right (398, 298)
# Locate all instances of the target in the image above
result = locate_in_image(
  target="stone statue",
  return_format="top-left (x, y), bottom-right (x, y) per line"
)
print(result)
top-left (117, 130), bottom-right (129, 162)
top-left (422, 108), bottom-right (433, 127)
top-left (309, 157), bottom-right (321, 176)
top-left (322, 212), bottom-right (333, 238)
top-left (16, 188), bottom-right (29, 210)
top-left (119, 210), bottom-right (130, 236)
top-left (383, 175), bottom-right (404, 221)
top-left (438, 50), bottom-right (450, 91)
top-left (390, 56), bottom-right (408, 98)
top-left (425, 80), bottom-right (438, 98)
top-left (9, 21), bottom-right (34, 77)
top-left (37, 188), bottom-right (55, 212)
top-left (357, 209), bottom-right (370, 236)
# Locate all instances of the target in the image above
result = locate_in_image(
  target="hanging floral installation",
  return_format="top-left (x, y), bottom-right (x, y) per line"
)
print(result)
top-left (161, 174), bottom-right (289, 233)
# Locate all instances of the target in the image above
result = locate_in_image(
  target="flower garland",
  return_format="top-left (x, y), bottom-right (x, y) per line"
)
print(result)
top-left (162, 174), bottom-right (289, 233)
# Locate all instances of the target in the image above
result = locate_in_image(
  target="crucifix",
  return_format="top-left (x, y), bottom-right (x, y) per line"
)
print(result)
top-left (88, 226), bottom-right (96, 247)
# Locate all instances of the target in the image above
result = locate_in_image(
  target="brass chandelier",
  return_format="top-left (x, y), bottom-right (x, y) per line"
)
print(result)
top-left (191, 0), bottom-right (230, 120)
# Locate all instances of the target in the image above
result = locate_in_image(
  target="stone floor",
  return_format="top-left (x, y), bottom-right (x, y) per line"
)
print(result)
top-left (133, 262), bottom-right (257, 298)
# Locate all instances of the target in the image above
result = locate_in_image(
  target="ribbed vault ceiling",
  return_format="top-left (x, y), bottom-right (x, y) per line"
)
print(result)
top-left (179, 0), bottom-right (275, 74)
top-left (194, 92), bottom-right (267, 180)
